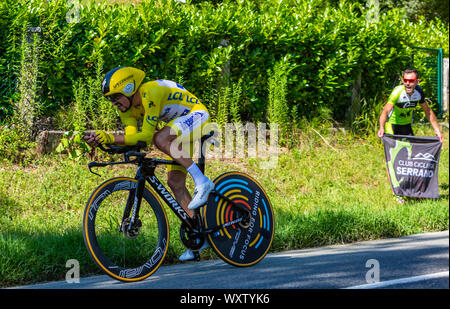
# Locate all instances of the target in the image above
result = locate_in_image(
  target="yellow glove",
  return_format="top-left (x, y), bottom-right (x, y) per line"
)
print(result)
top-left (95, 131), bottom-right (115, 145)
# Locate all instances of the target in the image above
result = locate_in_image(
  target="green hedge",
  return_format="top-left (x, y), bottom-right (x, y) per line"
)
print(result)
top-left (0, 0), bottom-right (448, 123)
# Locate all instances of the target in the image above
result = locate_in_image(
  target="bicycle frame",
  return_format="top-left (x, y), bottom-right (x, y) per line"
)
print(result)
top-left (141, 160), bottom-right (194, 226)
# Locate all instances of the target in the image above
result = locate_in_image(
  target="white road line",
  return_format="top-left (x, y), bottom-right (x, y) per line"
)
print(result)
top-left (343, 271), bottom-right (449, 289)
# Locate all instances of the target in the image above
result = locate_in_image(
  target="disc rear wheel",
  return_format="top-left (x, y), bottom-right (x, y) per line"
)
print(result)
top-left (203, 172), bottom-right (274, 267)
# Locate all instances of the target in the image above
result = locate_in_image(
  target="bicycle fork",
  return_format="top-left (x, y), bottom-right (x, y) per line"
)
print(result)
top-left (119, 170), bottom-right (145, 237)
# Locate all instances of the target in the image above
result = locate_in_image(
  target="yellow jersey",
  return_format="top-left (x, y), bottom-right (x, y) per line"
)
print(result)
top-left (119, 79), bottom-right (208, 145)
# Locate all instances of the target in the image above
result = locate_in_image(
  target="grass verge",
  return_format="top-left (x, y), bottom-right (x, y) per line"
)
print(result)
top-left (0, 126), bottom-right (448, 287)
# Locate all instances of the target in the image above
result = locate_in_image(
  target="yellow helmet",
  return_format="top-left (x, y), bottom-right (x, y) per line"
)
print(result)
top-left (101, 67), bottom-right (145, 98)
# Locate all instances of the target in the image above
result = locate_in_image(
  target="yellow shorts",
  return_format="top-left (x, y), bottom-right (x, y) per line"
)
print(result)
top-left (165, 104), bottom-right (210, 174)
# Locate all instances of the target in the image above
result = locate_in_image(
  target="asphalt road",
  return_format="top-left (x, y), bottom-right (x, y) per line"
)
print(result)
top-left (11, 230), bottom-right (449, 290)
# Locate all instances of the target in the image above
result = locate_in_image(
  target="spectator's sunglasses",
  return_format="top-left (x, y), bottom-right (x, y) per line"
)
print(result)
top-left (403, 78), bottom-right (418, 84)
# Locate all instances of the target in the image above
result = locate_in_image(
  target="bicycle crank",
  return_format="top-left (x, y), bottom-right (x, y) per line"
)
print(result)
top-left (179, 222), bottom-right (204, 251)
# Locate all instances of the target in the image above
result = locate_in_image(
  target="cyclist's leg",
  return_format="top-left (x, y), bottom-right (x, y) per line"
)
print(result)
top-left (165, 142), bottom-right (211, 261)
top-left (167, 169), bottom-right (193, 218)
top-left (161, 105), bottom-right (213, 260)
top-left (155, 131), bottom-right (196, 218)
top-left (154, 104), bottom-right (209, 170)
top-left (153, 126), bottom-right (193, 169)
top-left (164, 104), bottom-right (214, 210)
top-left (155, 117), bottom-right (210, 192)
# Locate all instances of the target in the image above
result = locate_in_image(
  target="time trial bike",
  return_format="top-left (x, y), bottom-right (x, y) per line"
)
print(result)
top-left (83, 131), bottom-right (274, 282)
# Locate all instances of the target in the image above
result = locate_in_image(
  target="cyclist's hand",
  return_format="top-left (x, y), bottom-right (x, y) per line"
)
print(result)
top-left (95, 130), bottom-right (115, 145)
top-left (84, 132), bottom-right (101, 148)
top-left (377, 128), bottom-right (384, 139)
top-left (436, 131), bottom-right (444, 143)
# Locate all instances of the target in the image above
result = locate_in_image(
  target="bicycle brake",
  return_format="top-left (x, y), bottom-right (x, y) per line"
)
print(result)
top-left (88, 162), bottom-right (107, 177)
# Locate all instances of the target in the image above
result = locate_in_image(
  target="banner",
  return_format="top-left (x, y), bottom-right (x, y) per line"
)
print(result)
top-left (382, 134), bottom-right (442, 198)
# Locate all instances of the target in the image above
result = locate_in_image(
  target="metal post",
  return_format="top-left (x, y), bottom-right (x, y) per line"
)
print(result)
top-left (443, 58), bottom-right (449, 116)
top-left (437, 48), bottom-right (443, 118)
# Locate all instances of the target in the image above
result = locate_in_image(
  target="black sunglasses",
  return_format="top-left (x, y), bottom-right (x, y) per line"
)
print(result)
top-left (106, 93), bottom-right (123, 102)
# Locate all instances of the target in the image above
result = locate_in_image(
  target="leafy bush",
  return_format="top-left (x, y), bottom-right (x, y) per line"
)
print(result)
top-left (267, 55), bottom-right (292, 143)
top-left (0, 123), bottom-right (36, 164)
top-left (55, 131), bottom-right (90, 160)
top-left (0, 0), bottom-right (448, 125)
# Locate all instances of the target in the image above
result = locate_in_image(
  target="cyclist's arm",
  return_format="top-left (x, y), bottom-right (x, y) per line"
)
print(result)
top-left (122, 112), bottom-right (158, 145)
top-left (121, 116), bottom-right (139, 135)
top-left (110, 109), bottom-right (158, 146)
top-left (113, 114), bottom-right (139, 145)
top-left (377, 103), bottom-right (394, 138)
top-left (378, 86), bottom-right (402, 138)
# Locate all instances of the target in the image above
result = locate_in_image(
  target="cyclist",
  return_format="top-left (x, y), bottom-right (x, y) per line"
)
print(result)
top-left (377, 68), bottom-right (443, 141)
top-left (377, 68), bottom-right (444, 204)
top-left (83, 67), bottom-right (213, 261)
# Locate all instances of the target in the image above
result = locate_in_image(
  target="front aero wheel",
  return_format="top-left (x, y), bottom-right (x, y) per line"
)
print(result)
top-left (83, 177), bottom-right (169, 282)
